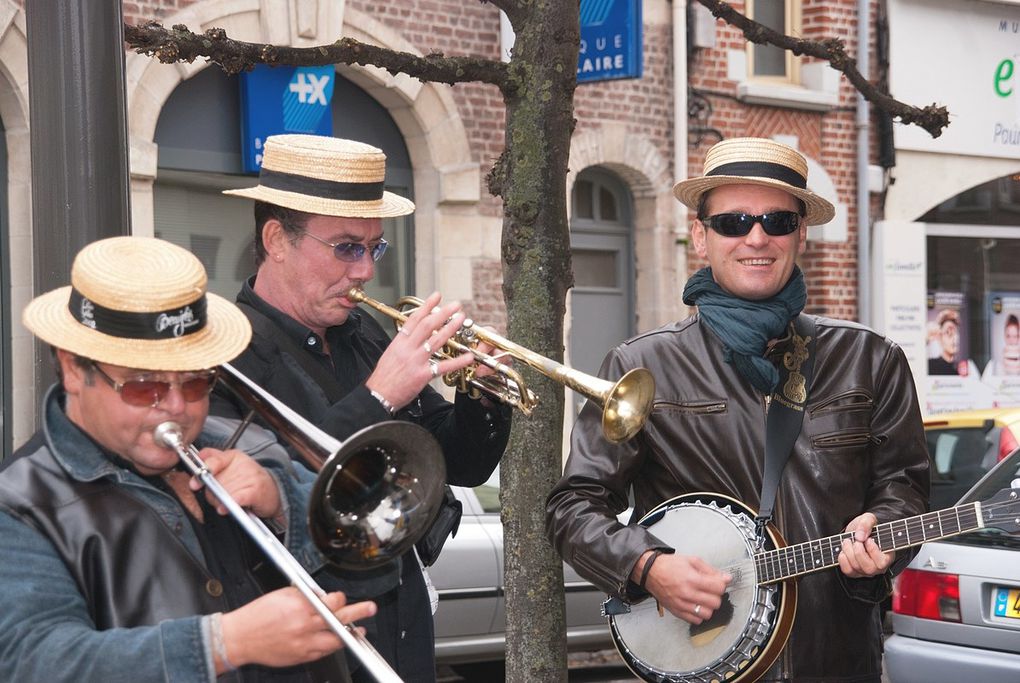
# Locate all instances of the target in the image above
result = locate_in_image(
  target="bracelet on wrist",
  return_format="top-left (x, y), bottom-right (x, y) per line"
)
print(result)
top-left (638, 549), bottom-right (665, 591)
top-left (369, 389), bottom-right (397, 416)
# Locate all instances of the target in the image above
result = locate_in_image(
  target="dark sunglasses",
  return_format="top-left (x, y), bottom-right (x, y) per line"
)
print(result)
top-left (702, 211), bottom-right (802, 237)
top-left (297, 231), bottom-right (389, 263)
top-left (90, 362), bottom-right (218, 408)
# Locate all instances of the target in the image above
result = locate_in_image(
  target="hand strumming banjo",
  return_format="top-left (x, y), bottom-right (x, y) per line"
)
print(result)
top-left (604, 488), bottom-right (1020, 683)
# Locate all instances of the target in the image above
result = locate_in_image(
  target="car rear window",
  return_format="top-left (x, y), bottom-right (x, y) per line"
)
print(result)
top-left (926, 427), bottom-right (996, 510)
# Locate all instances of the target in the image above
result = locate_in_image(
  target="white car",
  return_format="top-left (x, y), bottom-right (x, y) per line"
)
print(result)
top-left (885, 448), bottom-right (1020, 683)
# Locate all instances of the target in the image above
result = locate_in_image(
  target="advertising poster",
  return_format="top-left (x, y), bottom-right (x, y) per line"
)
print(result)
top-left (926, 291), bottom-right (971, 377)
top-left (925, 290), bottom-right (991, 415)
top-left (982, 292), bottom-right (1020, 406)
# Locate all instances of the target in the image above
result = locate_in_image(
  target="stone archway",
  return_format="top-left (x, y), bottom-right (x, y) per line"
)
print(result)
top-left (569, 124), bottom-right (681, 330)
top-left (124, 0), bottom-right (480, 296)
top-left (0, 3), bottom-right (37, 449)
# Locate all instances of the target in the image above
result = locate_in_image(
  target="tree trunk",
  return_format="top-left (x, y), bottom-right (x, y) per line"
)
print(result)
top-left (498, 1), bottom-right (579, 680)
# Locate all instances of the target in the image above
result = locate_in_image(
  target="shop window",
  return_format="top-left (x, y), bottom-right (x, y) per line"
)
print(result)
top-left (747, 0), bottom-right (800, 84)
top-left (921, 175), bottom-right (1020, 226)
top-left (925, 173), bottom-right (1020, 379)
top-left (926, 235), bottom-right (1020, 378)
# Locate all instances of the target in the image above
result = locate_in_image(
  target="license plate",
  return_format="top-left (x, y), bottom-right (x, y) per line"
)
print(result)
top-left (993, 587), bottom-right (1020, 619)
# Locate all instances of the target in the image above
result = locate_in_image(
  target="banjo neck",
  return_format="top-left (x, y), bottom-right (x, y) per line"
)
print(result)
top-left (756, 501), bottom-right (986, 584)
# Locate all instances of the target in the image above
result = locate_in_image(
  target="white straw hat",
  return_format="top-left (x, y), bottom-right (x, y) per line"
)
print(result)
top-left (223, 134), bottom-right (415, 218)
top-left (673, 138), bottom-right (835, 226)
top-left (22, 236), bottom-right (252, 372)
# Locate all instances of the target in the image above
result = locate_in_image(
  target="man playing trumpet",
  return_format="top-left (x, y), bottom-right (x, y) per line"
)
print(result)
top-left (217, 134), bottom-right (512, 683)
top-left (0, 236), bottom-right (374, 681)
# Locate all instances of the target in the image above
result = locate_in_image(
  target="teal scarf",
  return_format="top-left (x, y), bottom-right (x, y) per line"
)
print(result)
top-left (682, 266), bottom-right (806, 394)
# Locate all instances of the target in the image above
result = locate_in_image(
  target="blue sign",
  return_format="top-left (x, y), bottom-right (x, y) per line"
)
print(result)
top-left (239, 65), bottom-right (336, 172)
top-left (577, 0), bottom-right (643, 83)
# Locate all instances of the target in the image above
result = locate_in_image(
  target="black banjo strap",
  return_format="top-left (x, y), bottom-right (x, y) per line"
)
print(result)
top-left (754, 314), bottom-right (817, 546)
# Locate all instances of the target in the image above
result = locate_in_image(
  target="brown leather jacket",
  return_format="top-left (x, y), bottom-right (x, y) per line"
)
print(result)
top-left (546, 314), bottom-right (930, 682)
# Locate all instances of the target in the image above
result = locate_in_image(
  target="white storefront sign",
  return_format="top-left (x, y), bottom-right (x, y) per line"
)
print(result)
top-left (889, 0), bottom-right (1020, 159)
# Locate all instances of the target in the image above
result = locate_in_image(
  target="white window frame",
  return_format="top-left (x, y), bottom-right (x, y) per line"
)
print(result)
top-left (745, 0), bottom-right (801, 85)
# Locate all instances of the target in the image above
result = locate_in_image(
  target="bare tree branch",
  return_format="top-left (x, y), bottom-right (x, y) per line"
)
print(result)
top-left (696, 0), bottom-right (949, 138)
top-left (124, 21), bottom-right (512, 92)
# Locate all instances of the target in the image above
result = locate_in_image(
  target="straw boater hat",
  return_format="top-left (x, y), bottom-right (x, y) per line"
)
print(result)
top-left (673, 137), bottom-right (835, 226)
top-left (22, 236), bottom-right (252, 372)
top-left (223, 134), bottom-right (415, 218)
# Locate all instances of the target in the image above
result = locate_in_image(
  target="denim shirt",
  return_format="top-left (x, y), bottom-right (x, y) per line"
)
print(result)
top-left (0, 386), bottom-right (325, 683)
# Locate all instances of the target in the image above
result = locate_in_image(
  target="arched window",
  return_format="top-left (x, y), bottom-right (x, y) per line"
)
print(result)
top-left (152, 67), bottom-right (414, 307)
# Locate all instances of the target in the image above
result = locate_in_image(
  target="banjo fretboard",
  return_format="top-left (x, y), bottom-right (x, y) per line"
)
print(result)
top-left (755, 502), bottom-right (984, 584)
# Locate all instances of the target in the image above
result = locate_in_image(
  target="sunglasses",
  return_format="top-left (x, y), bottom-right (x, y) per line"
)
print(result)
top-left (297, 231), bottom-right (389, 263)
top-left (90, 362), bottom-right (218, 408)
top-left (702, 211), bottom-right (802, 237)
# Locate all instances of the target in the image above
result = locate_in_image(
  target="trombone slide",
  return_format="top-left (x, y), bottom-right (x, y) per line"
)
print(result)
top-left (154, 422), bottom-right (403, 683)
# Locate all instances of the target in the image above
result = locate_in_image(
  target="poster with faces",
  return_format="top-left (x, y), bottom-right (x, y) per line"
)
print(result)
top-left (926, 291), bottom-right (970, 377)
top-left (982, 293), bottom-right (1020, 408)
top-left (923, 291), bottom-right (992, 416)
top-left (986, 293), bottom-right (1020, 377)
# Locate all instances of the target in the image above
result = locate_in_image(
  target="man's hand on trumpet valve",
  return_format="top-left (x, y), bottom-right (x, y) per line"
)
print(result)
top-left (219, 588), bottom-right (377, 672)
top-left (188, 447), bottom-right (283, 522)
top-left (365, 291), bottom-right (475, 410)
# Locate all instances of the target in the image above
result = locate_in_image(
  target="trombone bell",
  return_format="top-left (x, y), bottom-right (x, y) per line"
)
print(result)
top-left (218, 362), bottom-right (446, 571)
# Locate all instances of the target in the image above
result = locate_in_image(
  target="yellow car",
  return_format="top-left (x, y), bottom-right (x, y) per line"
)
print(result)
top-left (923, 407), bottom-right (1020, 510)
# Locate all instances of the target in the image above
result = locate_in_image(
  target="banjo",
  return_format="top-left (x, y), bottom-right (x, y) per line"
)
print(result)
top-left (605, 488), bottom-right (1020, 683)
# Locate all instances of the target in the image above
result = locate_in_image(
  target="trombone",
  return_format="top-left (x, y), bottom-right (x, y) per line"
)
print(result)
top-left (214, 362), bottom-right (446, 570)
top-left (154, 421), bottom-right (403, 683)
top-left (347, 288), bottom-right (656, 444)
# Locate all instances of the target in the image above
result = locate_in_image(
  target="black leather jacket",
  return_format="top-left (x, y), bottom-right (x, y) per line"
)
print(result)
top-left (546, 314), bottom-right (930, 682)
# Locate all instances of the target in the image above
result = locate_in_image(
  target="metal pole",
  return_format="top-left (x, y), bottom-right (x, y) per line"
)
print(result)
top-left (25, 0), bottom-right (131, 392)
top-left (856, 0), bottom-right (871, 326)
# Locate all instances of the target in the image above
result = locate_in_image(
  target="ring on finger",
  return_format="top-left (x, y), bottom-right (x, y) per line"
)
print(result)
top-left (429, 359), bottom-right (440, 379)
top-left (693, 604), bottom-right (702, 615)
top-left (399, 327), bottom-right (411, 337)
top-left (423, 341), bottom-right (432, 354)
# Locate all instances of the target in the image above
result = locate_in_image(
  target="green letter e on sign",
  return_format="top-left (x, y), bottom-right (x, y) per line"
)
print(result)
top-left (995, 58), bottom-right (1015, 97)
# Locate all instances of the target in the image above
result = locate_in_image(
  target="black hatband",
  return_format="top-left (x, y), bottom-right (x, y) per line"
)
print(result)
top-left (68, 289), bottom-right (207, 340)
top-left (259, 169), bottom-right (385, 202)
top-left (708, 161), bottom-right (806, 189)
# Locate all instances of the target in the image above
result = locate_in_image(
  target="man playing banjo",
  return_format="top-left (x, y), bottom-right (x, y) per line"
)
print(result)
top-left (546, 138), bottom-right (930, 682)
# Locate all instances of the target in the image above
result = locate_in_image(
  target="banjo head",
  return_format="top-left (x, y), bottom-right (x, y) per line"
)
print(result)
top-left (608, 494), bottom-right (783, 682)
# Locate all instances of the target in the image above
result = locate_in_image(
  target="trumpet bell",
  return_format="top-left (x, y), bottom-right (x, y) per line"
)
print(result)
top-left (601, 368), bottom-right (657, 444)
top-left (309, 421), bottom-right (446, 570)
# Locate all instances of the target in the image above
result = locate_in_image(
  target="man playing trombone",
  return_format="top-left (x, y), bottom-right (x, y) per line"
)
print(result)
top-left (1, 236), bottom-right (375, 682)
top-left (216, 134), bottom-right (512, 683)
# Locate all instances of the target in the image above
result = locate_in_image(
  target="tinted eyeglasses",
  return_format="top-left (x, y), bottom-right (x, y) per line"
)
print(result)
top-left (702, 211), bottom-right (802, 237)
top-left (90, 362), bottom-right (218, 408)
top-left (297, 231), bottom-right (389, 262)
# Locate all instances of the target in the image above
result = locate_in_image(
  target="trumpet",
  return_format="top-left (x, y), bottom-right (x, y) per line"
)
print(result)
top-left (154, 421), bottom-right (403, 683)
top-left (347, 288), bottom-right (656, 444)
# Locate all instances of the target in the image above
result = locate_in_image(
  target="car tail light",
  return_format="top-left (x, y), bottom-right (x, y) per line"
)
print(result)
top-left (998, 426), bottom-right (1018, 463)
top-left (893, 568), bottom-right (961, 622)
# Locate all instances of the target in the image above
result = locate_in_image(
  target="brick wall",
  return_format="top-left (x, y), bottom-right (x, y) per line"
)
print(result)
top-left (688, 0), bottom-right (880, 321)
top-left (129, 0), bottom-right (875, 323)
